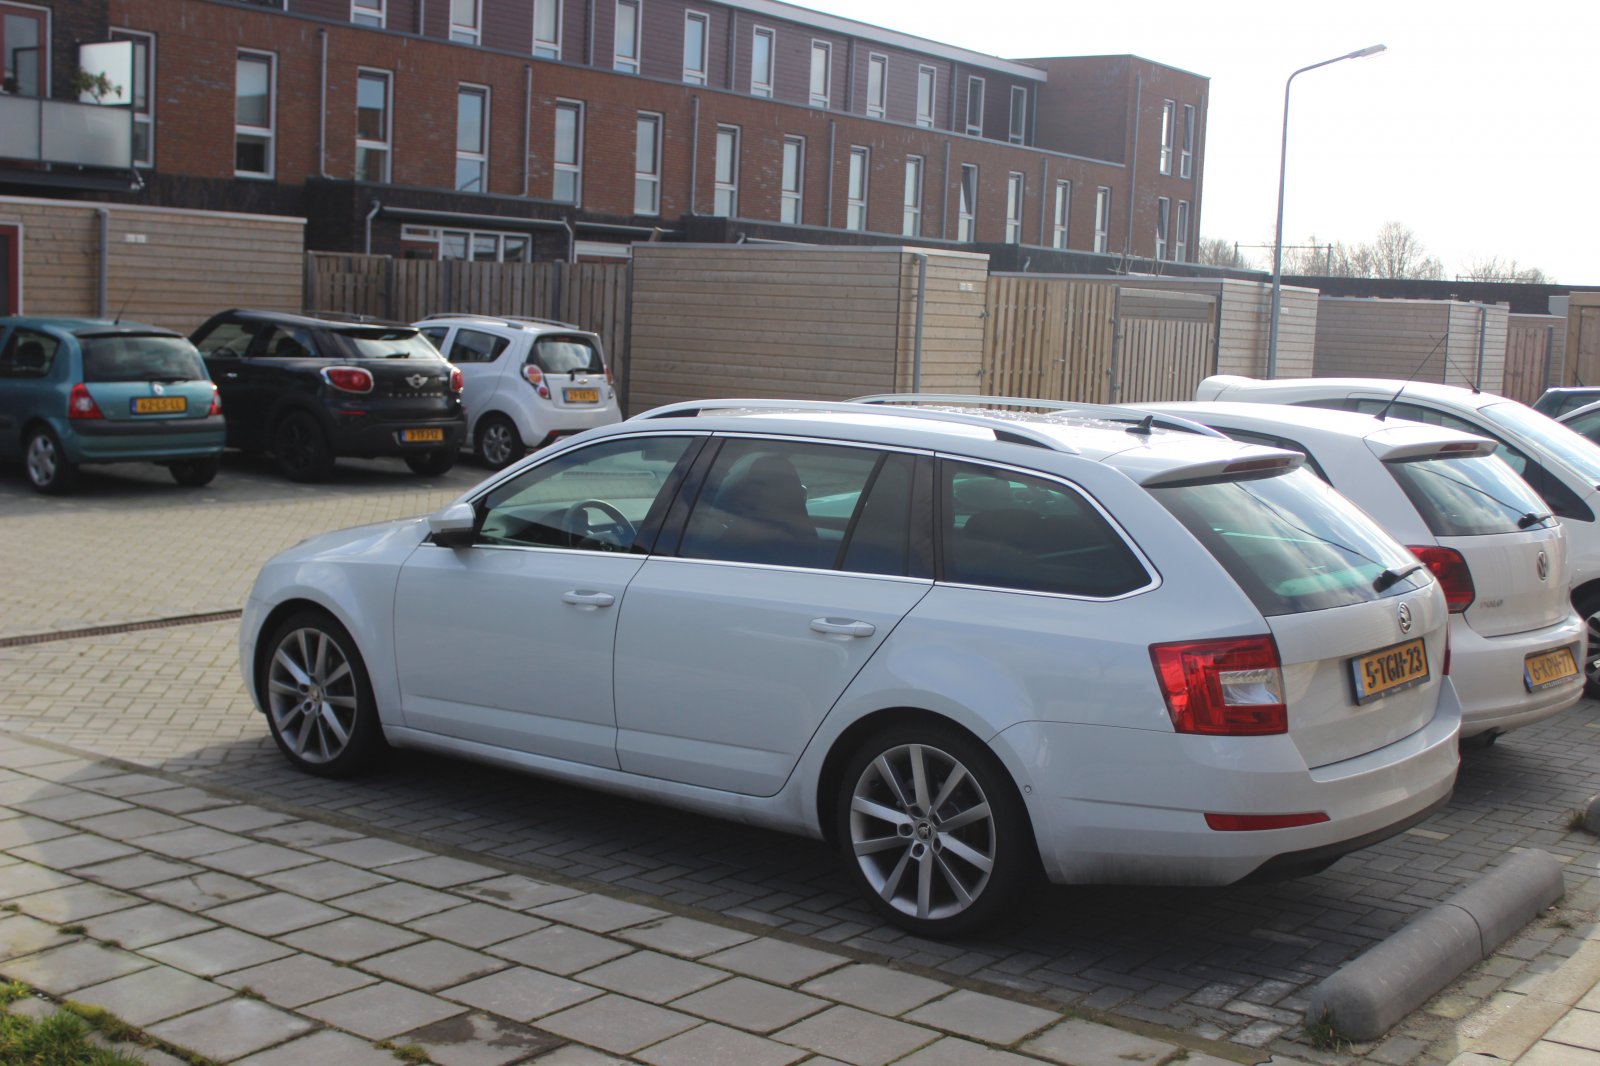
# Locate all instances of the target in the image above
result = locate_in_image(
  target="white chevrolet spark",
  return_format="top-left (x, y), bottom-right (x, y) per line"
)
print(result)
top-left (241, 396), bottom-right (1462, 936)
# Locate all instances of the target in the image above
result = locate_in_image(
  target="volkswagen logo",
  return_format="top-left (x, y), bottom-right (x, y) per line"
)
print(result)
top-left (1397, 602), bottom-right (1413, 634)
top-left (405, 374), bottom-right (428, 389)
top-left (1538, 551), bottom-right (1550, 581)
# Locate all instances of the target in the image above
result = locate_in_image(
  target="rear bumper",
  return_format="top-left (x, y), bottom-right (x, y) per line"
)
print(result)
top-left (991, 677), bottom-right (1462, 886)
top-left (511, 400), bottom-right (621, 445)
top-left (1450, 612), bottom-right (1586, 736)
top-left (62, 416), bottom-right (226, 463)
top-left (327, 415), bottom-right (468, 457)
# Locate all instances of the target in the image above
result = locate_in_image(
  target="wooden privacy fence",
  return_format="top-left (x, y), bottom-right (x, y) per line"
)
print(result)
top-left (983, 276), bottom-right (1218, 404)
top-left (1500, 316), bottom-right (1565, 405)
top-left (305, 254), bottom-right (631, 391)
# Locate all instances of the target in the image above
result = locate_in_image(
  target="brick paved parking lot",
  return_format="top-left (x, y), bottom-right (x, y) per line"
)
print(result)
top-left (3, 454), bottom-right (1600, 1063)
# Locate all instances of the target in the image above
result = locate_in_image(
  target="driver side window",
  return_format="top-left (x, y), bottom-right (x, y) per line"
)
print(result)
top-left (478, 436), bottom-right (698, 552)
top-left (192, 320), bottom-right (256, 359)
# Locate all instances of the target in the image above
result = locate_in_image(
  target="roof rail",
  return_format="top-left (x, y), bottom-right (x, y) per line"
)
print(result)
top-left (420, 311), bottom-right (583, 330)
top-left (633, 398), bottom-right (1080, 453)
top-left (851, 393), bottom-right (1228, 439)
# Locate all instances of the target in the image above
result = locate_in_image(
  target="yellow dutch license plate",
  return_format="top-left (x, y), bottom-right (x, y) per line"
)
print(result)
top-left (132, 396), bottom-right (187, 414)
top-left (1525, 647), bottom-right (1578, 691)
top-left (565, 388), bottom-right (600, 403)
top-left (401, 428), bottom-right (445, 443)
top-left (1351, 637), bottom-right (1429, 705)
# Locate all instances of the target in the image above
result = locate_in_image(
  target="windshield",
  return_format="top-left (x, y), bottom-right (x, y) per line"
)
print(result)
top-left (533, 336), bottom-right (605, 374)
top-left (1480, 401), bottom-right (1600, 485)
top-left (82, 335), bottom-right (208, 383)
top-left (1386, 453), bottom-right (1551, 537)
top-left (336, 328), bottom-right (443, 360)
top-left (1150, 467), bottom-right (1430, 616)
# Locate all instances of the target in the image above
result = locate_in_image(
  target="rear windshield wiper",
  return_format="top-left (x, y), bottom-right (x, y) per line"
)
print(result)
top-left (1373, 562), bottom-right (1426, 593)
top-left (1518, 512), bottom-right (1554, 528)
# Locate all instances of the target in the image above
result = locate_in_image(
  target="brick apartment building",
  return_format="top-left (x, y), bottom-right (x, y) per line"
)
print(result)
top-left (3, 0), bottom-right (1206, 267)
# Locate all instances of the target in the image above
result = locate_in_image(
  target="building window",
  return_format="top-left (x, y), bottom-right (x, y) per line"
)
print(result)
top-left (615, 0), bottom-right (640, 73)
top-left (351, 0), bottom-right (384, 28)
top-left (1094, 186), bottom-right (1110, 253)
top-left (958, 163), bottom-right (977, 242)
top-left (2, 7), bottom-right (43, 96)
top-left (846, 147), bottom-right (869, 231)
top-left (356, 69), bottom-right (391, 183)
top-left (1051, 180), bottom-right (1070, 249)
top-left (1175, 200), bottom-right (1190, 262)
top-left (866, 53), bottom-right (887, 119)
top-left (809, 41), bottom-right (831, 107)
top-left (902, 155), bottom-right (922, 237)
top-left (533, 0), bottom-right (561, 58)
top-left (1005, 172), bottom-right (1023, 244)
top-left (635, 112), bottom-right (661, 215)
top-left (916, 65), bottom-right (935, 128)
top-left (554, 100), bottom-right (583, 204)
top-left (965, 76), bottom-right (984, 137)
top-left (234, 51), bottom-right (274, 179)
top-left (713, 125), bottom-right (739, 217)
top-left (456, 85), bottom-right (488, 193)
top-left (112, 30), bottom-right (155, 167)
top-left (1159, 99), bottom-right (1174, 175)
top-left (1008, 86), bottom-right (1026, 144)
top-left (450, 0), bottom-right (480, 44)
top-left (781, 136), bottom-right (803, 223)
top-left (1181, 103), bottom-right (1195, 180)
top-left (683, 11), bottom-right (708, 85)
top-left (1155, 196), bottom-right (1170, 259)
top-left (403, 225), bottom-right (531, 262)
top-left (751, 26), bottom-right (774, 97)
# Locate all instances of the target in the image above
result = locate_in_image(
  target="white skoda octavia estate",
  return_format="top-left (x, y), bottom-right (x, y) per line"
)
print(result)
top-left (240, 396), bottom-right (1463, 936)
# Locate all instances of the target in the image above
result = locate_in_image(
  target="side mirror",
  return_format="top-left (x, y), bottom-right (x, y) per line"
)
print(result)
top-left (427, 501), bottom-right (478, 548)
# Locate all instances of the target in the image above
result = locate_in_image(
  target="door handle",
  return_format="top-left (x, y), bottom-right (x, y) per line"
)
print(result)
top-left (222, 372), bottom-right (240, 380)
top-left (561, 589), bottom-right (615, 610)
top-left (810, 617), bottom-right (876, 638)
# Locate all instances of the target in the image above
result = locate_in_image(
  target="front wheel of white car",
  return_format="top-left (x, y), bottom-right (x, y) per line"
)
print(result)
top-left (261, 610), bottom-right (387, 777)
top-left (836, 722), bottom-right (1035, 937)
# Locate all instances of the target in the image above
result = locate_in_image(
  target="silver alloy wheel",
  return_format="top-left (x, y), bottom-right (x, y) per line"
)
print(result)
top-left (25, 432), bottom-right (58, 487)
top-left (848, 742), bottom-right (997, 922)
top-left (267, 626), bottom-right (360, 764)
top-left (1587, 610), bottom-right (1600, 689)
top-left (478, 417), bottom-right (519, 468)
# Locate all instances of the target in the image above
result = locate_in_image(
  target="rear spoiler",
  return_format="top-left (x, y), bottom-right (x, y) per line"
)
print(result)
top-left (1367, 436), bottom-right (1497, 463)
top-left (1129, 449), bottom-right (1305, 488)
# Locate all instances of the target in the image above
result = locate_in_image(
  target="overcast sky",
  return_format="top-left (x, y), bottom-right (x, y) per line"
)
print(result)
top-left (801, 0), bottom-right (1597, 284)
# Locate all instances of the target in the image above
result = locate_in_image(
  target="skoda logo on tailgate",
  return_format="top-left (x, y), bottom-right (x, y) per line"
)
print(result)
top-left (1397, 602), bottom-right (1413, 634)
top-left (1537, 551), bottom-right (1550, 581)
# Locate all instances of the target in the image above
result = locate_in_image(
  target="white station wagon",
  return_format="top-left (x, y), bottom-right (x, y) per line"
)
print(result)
top-left (241, 396), bottom-right (1462, 936)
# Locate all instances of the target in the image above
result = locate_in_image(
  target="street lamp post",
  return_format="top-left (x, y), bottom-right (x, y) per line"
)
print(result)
top-left (1266, 43), bottom-right (1386, 378)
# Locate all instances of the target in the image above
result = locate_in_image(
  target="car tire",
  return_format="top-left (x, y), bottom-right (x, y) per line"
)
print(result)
top-left (259, 609), bottom-right (387, 778)
top-left (475, 414), bottom-right (525, 470)
top-left (835, 720), bottom-right (1036, 937)
top-left (169, 456), bottom-right (221, 487)
top-left (24, 426), bottom-right (78, 494)
top-left (272, 412), bottom-right (335, 483)
top-left (1578, 587), bottom-right (1600, 700)
top-left (405, 449), bottom-right (457, 476)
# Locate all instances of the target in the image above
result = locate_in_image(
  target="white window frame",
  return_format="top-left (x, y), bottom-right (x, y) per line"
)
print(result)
top-left (112, 28), bottom-right (155, 167)
top-left (355, 67), bottom-right (392, 184)
top-left (1175, 200), bottom-right (1190, 262)
top-left (402, 225), bottom-right (532, 262)
top-left (780, 135), bottom-right (803, 224)
top-left (713, 124), bottom-right (739, 217)
top-left (1051, 179), bottom-right (1070, 249)
top-left (866, 52), bottom-right (887, 120)
top-left (1155, 196), bottom-right (1170, 259)
top-left (682, 10), bottom-right (708, 85)
top-left (1004, 171), bottom-right (1023, 244)
top-left (455, 83), bottom-right (489, 193)
top-left (902, 154), bottom-right (923, 238)
top-left (634, 112), bottom-right (662, 215)
top-left (1093, 186), bottom-right (1111, 253)
top-left (351, 0), bottom-right (384, 28)
top-left (751, 26), bottom-right (774, 97)
top-left (958, 163), bottom-right (977, 242)
top-left (554, 99), bottom-right (583, 204)
top-left (1159, 99), bottom-right (1174, 175)
top-left (809, 40), bottom-right (831, 108)
top-left (915, 65), bottom-right (935, 128)
top-left (532, 0), bottom-right (561, 59)
top-left (1008, 85), bottom-right (1026, 144)
top-left (1180, 103), bottom-right (1195, 180)
top-left (234, 50), bottom-right (275, 180)
top-left (450, 0), bottom-right (480, 44)
top-left (614, 0), bottom-right (640, 73)
top-left (965, 75), bottom-right (984, 136)
top-left (846, 146), bottom-right (869, 231)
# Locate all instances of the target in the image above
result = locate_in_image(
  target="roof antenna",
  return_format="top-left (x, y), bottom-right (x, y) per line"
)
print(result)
top-left (1125, 414), bottom-right (1155, 436)
top-left (112, 285), bottom-right (138, 326)
top-left (1373, 332), bottom-right (1448, 421)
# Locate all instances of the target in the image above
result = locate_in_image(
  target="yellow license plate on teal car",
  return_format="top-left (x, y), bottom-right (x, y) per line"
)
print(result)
top-left (401, 428), bottom-right (445, 443)
top-left (132, 396), bottom-right (187, 414)
top-left (564, 388), bottom-right (600, 403)
top-left (1525, 647), bottom-right (1578, 691)
top-left (1351, 638), bottom-right (1429, 705)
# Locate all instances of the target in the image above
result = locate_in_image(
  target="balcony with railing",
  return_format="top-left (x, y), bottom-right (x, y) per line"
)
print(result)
top-left (0, 95), bottom-right (133, 186)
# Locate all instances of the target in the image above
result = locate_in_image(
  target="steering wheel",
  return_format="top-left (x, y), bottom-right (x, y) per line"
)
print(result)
top-left (561, 499), bottom-right (637, 550)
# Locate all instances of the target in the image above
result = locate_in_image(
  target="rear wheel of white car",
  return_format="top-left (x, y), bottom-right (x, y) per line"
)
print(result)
top-left (475, 414), bottom-right (524, 469)
top-left (261, 610), bottom-right (386, 777)
top-left (1579, 588), bottom-right (1600, 699)
top-left (837, 722), bottom-right (1034, 937)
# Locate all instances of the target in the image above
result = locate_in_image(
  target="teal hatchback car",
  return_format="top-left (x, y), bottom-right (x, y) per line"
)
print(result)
top-left (0, 317), bottom-right (226, 493)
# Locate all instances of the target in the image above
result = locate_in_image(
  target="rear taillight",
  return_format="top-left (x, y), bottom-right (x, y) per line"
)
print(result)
top-left (1408, 545), bottom-right (1474, 613)
top-left (449, 366), bottom-right (464, 393)
top-left (68, 383), bottom-right (104, 420)
top-left (207, 385), bottom-right (222, 417)
top-left (523, 364), bottom-right (551, 399)
top-left (1150, 635), bottom-right (1287, 736)
top-left (322, 366), bottom-right (374, 393)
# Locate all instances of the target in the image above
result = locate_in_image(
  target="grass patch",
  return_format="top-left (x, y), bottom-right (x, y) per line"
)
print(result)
top-left (376, 1039), bottom-right (435, 1063)
top-left (1304, 1009), bottom-right (1352, 1053)
top-left (0, 1003), bottom-right (149, 1065)
top-left (58, 924), bottom-right (88, 937)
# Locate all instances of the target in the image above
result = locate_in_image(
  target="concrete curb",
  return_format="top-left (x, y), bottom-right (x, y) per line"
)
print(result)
top-left (1305, 848), bottom-right (1565, 1042)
